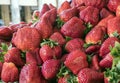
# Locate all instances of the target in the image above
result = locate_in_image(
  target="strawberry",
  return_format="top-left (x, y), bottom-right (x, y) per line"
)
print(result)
top-left (71, 0), bottom-right (84, 7)
top-left (85, 45), bottom-right (100, 54)
top-left (40, 39), bottom-right (62, 62)
top-left (61, 17), bottom-right (85, 38)
top-left (79, 6), bottom-right (99, 26)
top-left (78, 68), bottom-right (104, 83)
top-left (65, 38), bottom-right (84, 52)
top-left (83, 0), bottom-right (106, 9)
top-left (85, 26), bottom-right (105, 44)
top-left (4, 47), bottom-right (24, 67)
top-left (39, 4), bottom-right (50, 18)
top-left (90, 55), bottom-right (101, 71)
top-left (107, 0), bottom-right (120, 12)
top-left (99, 53), bottom-right (113, 68)
top-left (42, 59), bottom-right (60, 79)
top-left (60, 54), bottom-right (68, 62)
top-left (12, 26), bottom-right (41, 51)
top-left (19, 63), bottom-right (42, 83)
top-left (116, 5), bottom-right (120, 17)
top-left (58, 1), bottom-right (71, 14)
top-left (100, 37), bottom-right (119, 58)
top-left (60, 7), bottom-right (79, 22)
top-left (0, 27), bottom-right (13, 41)
top-left (1, 62), bottom-right (19, 82)
top-left (0, 62), bottom-right (3, 79)
top-left (50, 32), bottom-right (66, 46)
top-left (107, 17), bottom-right (120, 37)
top-left (64, 50), bottom-right (88, 74)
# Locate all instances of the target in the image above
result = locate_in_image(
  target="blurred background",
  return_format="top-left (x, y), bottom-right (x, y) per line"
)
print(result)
top-left (0, 0), bottom-right (70, 26)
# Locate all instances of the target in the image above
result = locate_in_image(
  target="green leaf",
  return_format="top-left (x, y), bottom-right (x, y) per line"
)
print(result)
top-left (55, 16), bottom-right (64, 29)
top-left (112, 31), bottom-right (120, 39)
top-left (83, 43), bottom-right (93, 49)
top-left (65, 36), bottom-right (72, 42)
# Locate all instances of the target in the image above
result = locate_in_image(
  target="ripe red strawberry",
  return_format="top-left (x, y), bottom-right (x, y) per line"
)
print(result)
top-left (61, 17), bottom-right (85, 38)
top-left (79, 6), bottom-right (99, 26)
top-left (1, 62), bottom-right (19, 82)
top-left (0, 27), bottom-right (13, 41)
top-left (90, 55), bottom-right (101, 71)
top-left (40, 39), bottom-right (62, 62)
top-left (19, 63), bottom-right (42, 83)
top-left (85, 26), bottom-right (105, 44)
top-left (71, 0), bottom-right (84, 7)
top-left (39, 4), bottom-right (50, 18)
top-left (60, 7), bottom-right (79, 22)
top-left (100, 37), bottom-right (119, 58)
top-left (107, 17), bottom-right (120, 37)
top-left (12, 26), bottom-right (41, 51)
top-left (58, 1), bottom-right (71, 14)
top-left (85, 45), bottom-right (100, 54)
top-left (50, 32), bottom-right (66, 46)
top-left (99, 53), bottom-right (113, 68)
top-left (4, 47), bottom-right (24, 67)
top-left (64, 50), bottom-right (88, 74)
top-left (78, 68), bottom-right (104, 83)
top-left (42, 59), bottom-right (60, 79)
top-left (65, 38), bottom-right (84, 52)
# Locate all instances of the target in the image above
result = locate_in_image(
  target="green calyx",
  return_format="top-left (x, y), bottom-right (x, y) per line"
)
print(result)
top-left (55, 16), bottom-right (64, 29)
top-left (40, 39), bottom-right (59, 48)
top-left (104, 42), bottom-right (120, 83)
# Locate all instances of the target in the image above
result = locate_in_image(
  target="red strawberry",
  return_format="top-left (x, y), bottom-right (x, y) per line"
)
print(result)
top-left (107, 17), bottom-right (120, 37)
top-left (116, 5), bottom-right (120, 17)
top-left (85, 26), bottom-right (105, 44)
top-left (65, 38), bottom-right (84, 52)
top-left (60, 54), bottom-right (68, 62)
top-left (1, 62), bottom-right (19, 82)
top-left (50, 32), bottom-right (66, 46)
top-left (90, 55), bottom-right (101, 71)
top-left (100, 37), bottom-right (119, 58)
top-left (64, 50), bottom-right (88, 74)
top-left (60, 7), bottom-right (79, 22)
top-left (71, 0), bottom-right (84, 7)
top-left (78, 68), bottom-right (104, 83)
top-left (0, 62), bottom-right (3, 79)
top-left (85, 45), bottom-right (100, 54)
top-left (79, 6), bottom-right (99, 26)
top-left (61, 17), bottom-right (85, 38)
top-left (0, 26), bottom-right (13, 41)
top-left (107, 0), bottom-right (120, 12)
top-left (12, 26), bottom-right (41, 51)
top-left (19, 64), bottom-right (42, 83)
top-left (99, 53), bottom-right (113, 68)
top-left (42, 59), bottom-right (60, 79)
top-left (39, 4), bottom-right (50, 18)
top-left (4, 47), bottom-right (24, 67)
top-left (58, 1), bottom-right (71, 14)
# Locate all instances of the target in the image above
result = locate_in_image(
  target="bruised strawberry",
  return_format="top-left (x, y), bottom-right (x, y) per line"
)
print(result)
top-left (60, 7), bottom-right (79, 22)
top-left (116, 5), bottom-right (120, 17)
top-left (4, 47), bottom-right (24, 67)
top-left (99, 53), bottom-right (113, 68)
top-left (100, 37), bottom-right (119, 58)
top-left (19, 64), bottom-right (42, 83)
top-left (64, 50), bottom-right (88, 74)
top-left (1, 62), bottom-right (19, 82)
top-left (58, 1), bottom-right (71, 14)
top-left (79, 6), bottom-right (99, 26)
top-left (107, 0), bottom-right (120, 12)
top-left (85, 45), bottom-right (100, 54)
top-left (71, 0), bottom-right (84, 7)
top-left (78, 68), bottom-right (104, 83)
top-left (0, 26), bottom-right (13, 41)
top-left (61, 17), bottom-right (85, 38)
top-left (83, 0), bottom-right (106, 9)
top-left (65, 38), bottom-right (84, 52)
top-left (107, 17), bottom-right (120, 37)
top-left (100, 8), bottom-right (114, 19)
top-left (90, 55), bottom-right (101, 71)
top-left (12, 26), bottom-right (41, 51)
top-left (50, 32), bottom-right (66, 46)
top-left (39, 4), bottom-right (50, 18)
top-left (42, 59), bottom-right (60, 79)
top-left (85, 26), bottom-right (105, 44)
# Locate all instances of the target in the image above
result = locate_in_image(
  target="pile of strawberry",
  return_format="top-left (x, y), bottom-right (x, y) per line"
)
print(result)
top-left (1, 0), bottom-right (120, 83)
